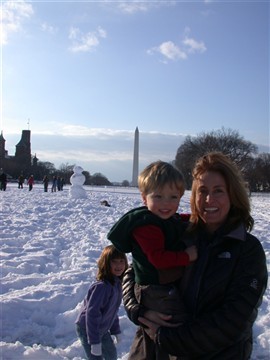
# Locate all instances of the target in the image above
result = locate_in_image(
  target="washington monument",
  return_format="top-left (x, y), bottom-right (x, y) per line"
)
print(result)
top-left (131, 127), bottom-right (139, 186)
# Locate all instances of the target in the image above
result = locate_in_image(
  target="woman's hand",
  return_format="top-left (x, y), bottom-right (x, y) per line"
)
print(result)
top-left (139, 310), bottom-right (179, 341)
top-left (143, 310), bottom-right (173, 326)
top-left (138, 316), bottom-right (160, 341)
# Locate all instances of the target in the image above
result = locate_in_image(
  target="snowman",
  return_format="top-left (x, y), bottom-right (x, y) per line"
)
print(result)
top-left (69, 165), bottom-right (87, 199)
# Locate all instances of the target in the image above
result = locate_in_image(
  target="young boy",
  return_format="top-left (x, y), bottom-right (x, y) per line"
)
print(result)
top-left (107, 161), bottom-right (197, 359)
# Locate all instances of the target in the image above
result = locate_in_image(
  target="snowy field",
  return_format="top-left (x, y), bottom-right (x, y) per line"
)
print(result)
top-left (0, 183), bottom-right (269, 359)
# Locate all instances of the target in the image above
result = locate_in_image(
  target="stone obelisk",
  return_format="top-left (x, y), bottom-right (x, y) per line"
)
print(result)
top-left (131, 127), bottom-right (139, 187)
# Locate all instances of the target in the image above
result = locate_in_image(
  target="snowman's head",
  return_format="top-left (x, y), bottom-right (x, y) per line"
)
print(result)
top-left (73, 165), bottom-right (84, 174)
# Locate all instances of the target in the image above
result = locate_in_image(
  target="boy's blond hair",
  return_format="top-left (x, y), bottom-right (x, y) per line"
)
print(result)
top-left (138, 160), bottom-right (185, 195)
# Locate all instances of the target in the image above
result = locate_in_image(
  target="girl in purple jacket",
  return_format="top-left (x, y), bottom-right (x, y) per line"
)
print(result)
top-left (76, 245), bottom-right (128, 360)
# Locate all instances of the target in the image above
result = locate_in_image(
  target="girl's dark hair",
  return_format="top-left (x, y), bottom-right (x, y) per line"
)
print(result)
top-left (96, 245), bottom-right (128, 284)
top-left (190, 152), bottom-right (254, 232)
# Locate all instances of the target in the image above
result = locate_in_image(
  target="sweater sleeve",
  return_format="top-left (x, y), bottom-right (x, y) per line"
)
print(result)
top-left (110, 315), bottom-right (121, 335)
top-left (133, 225), bottom-right (190, 269)
top-left (85, 283), bottom-right (109, 344)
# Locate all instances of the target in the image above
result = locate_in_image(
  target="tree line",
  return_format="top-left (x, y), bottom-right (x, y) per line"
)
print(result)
top-left (33, 162), bottom-right (112, 186)
top-left (174, 128), bottom-right (270, 192)
top-left (11, 128), bottom-right (270, 191)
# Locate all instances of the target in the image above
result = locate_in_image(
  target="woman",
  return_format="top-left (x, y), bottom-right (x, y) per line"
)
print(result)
top-left (122, 152), bottom-right (267, 359)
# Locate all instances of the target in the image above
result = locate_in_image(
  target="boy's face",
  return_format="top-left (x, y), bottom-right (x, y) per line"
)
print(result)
top-left (142, 183), bottom-right (182, 219)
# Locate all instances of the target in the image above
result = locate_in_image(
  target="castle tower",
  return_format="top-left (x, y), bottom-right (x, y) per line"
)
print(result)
top-left (0, 131), bottom-right (6, 169)
top-left (33, 153), bottom-right (38, 168)
top-left (15, 130), bottom-right (31, 169)
top-left (131, 127), bottom-right (139, 187)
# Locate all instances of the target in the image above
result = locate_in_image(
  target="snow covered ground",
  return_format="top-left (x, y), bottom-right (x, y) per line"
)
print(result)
top-left (1, 183), bottom-right (269, 359)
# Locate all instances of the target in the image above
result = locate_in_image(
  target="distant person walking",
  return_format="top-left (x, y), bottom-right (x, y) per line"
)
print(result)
top-left (60, 178), bottom-right (65, 191)
top-left (27, 175), bottom-right (34, 191)
top-left (51, 176), bottom-right (57, 192)
top-left (0, 169), bottom-right (7, 191)
top-left (18, 174), bottom-right (24, 189)
top-left (57, 176), bottom-right (62, 191)
top-left (43, 175), bottom-right (49, 192)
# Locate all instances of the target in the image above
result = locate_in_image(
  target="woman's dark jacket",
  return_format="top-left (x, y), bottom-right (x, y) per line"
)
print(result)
top-left (122, 223), bottom-right (268, 359)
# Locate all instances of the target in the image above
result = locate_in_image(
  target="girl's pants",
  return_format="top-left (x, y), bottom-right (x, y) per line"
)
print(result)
top-left (76, 324), bottom-right (117, 360)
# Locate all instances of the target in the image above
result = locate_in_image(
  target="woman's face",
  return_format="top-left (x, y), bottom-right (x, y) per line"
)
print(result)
top-left (194, 171), bottom-right (231, 232)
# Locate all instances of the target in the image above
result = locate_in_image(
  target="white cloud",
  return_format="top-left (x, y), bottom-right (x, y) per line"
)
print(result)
top-left (148, 41), bottom-right (187, 62)
top-left (147, 28), bottom-right (206, 62)
top-left (34, 130), bottom-right (185, 180)
top-left (116, 1), bottom-right (176, 14)
top-left (117, 2), bottom-right (149, 14)
top-left (183, 37), bottom-right (206, 54)
top-left (97, 26), bottom-right (107, 38)
top-left (68, 26), bottom-right (107, 53)
top-left (41, 22), bottom-right (57, 35)
top-left (0, 0), bottom-right (34, 45)
top-left (68, 26), bottom-right (79, 40)
top-left (35, 123), bottom-right (133, 139)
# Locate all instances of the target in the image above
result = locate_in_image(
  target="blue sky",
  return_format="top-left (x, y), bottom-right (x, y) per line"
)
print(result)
top-left (1, 0), bottom-right (269, 182)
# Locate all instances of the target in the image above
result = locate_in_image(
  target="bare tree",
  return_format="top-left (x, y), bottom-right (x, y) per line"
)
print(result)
top-left (174, 128), bottom-right (258, 189)
top-left (121, 180), bottom-right (130, 187)
top-left (57, 163), bottom-right (76, 184)
top-left (90, 173), bottom-right (111, 186)
top-left (247, 153), bottom-right (270, 192)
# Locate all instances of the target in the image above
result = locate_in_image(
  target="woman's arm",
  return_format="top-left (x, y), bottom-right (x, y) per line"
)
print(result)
top-left (122, 265), bottom-right (147, 325)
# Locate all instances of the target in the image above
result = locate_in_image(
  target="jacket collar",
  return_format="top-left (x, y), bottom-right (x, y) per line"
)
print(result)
top-left (223, 223), bottom-right (246, 242)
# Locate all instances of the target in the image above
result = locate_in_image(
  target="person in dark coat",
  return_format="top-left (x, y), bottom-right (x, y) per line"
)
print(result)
top-left (18, 174), bottom-right (24, 189)
top-left (43, 175), bottom-right (49, 192)
top-left (0, 169), bottom-right (7, 191)
top-left (51, 176), bottom-right (57, 192)
top-left (122, 152), bottom-right (267, 360)
top-left (57, 176), bottom-right (61, 191)
top-left (60, 178), bottom-right (65, 190)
